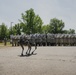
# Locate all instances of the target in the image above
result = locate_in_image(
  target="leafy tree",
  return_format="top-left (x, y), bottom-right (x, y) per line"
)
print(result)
top-left (0, 23), bottom-right (8, 40)
top-left (19, 22), bottom-right (27, 34)
top-left (63, 29), bottom-right (75, 34)
top-left (42, 25), bottom-right (50, 33)
top-left (19, 8), bottom-right (43, 34)
top-left (63, 30), bottom-right (68, 34)
top-left (68, 29), bottom-right (75, 34)
top-left (13, 23), bottom-right (21, 35)
top-left (9, 26), bottom-right (14, 35)
top-left (33, 15), bottom-right (43, 33)
top-left (49, 18), bottom-right (65, 34)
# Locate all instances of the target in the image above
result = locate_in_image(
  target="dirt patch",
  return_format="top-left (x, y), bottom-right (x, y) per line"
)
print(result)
top-left (0, 46), bottom-right (76, 75)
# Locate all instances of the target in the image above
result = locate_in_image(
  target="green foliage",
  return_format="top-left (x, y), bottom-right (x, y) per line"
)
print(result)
top-left (0, 23), bottom-right (8, 40)
top-left (19, 8), bottom-right (43, 34)
top-left (49, 18), bottom-right (65, 34)
top-left (19, 22), bottom-right (27, 34)
top-left (13, 23), bottom-right (21, 35)
top-left (34, 15), bottom-right (43, 33)
top-left (68, 29), bottom-right (75, 34)
top-left (42, 25), bottom-right (50, 33)
top-left (63, 29), bottom-right (75, 34)
top-left (9, 26), bottom-right (14, 35)
top-left (0, 8), bottom-right (76, 40)
top-left (63, 30), bottom-right (68, 34)
top-left (9, 23), bottom-right (22, 35)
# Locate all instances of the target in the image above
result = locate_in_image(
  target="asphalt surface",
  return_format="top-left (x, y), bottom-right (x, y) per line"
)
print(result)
top-left (0, 46), bottom-right (76, 75)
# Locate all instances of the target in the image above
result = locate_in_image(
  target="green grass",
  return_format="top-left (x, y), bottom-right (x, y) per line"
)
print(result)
top-left (0, 42), bottom-right (12, 46)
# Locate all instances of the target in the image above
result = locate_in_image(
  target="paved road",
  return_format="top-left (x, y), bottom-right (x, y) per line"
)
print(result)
top-left (0, 46), bottom-right (76, 75)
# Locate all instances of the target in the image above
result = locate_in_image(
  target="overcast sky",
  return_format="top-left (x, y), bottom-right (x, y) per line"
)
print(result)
top-left (0, 0), bottom-right (76, 31)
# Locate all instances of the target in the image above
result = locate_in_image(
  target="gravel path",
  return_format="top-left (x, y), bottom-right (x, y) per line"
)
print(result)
top-left (0, 46), bottom-right (76, 75)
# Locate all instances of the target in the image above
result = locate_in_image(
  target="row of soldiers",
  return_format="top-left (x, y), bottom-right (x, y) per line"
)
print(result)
top-left (10, 33), bottom-right (76, 46)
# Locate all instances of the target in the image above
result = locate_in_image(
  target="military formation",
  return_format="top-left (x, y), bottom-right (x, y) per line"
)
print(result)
top-left (10, 33), bottom-right (76, 46)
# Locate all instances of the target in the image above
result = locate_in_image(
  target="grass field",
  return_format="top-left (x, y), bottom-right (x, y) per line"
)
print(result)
top-left (0, 42), bottom-right (11, 46)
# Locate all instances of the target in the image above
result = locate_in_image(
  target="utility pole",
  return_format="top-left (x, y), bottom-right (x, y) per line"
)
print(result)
top-left (10, 22), bottom-right (13, 35)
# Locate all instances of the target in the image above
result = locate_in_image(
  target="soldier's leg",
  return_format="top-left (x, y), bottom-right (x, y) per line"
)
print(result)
top-left (26, 48), bottom-right (29, 54)
top-left (26, 44), bottom-right (29, 54)
top-left (31, 45), bottom-right (37, 54)
top-left (28, 45), bottom-right (31, 54)
top-left (35, 43), bottom-right (37, 50)
top-left (21, 44), bottom-right (24, 56)
top-left (28, 47), bottom-right (31, 54)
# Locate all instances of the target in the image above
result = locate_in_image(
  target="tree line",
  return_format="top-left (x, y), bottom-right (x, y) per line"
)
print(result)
top-left (0, 8), bottom-right (75, 40)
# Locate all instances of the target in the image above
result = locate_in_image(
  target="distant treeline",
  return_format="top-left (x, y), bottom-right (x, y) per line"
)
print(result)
top-left (0, 8), bottom-right (75, 40)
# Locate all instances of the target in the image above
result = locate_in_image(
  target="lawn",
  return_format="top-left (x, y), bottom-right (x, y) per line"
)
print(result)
top-left (0, 42), bottom-right (12, 46)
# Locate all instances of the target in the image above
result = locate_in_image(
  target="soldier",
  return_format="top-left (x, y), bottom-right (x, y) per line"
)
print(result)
top-left (26, 40), bottom-right (32, 55)
top-left (4, 36), bottom-right (7, 46)
top-left (19, 36), bottom-right (24, 56)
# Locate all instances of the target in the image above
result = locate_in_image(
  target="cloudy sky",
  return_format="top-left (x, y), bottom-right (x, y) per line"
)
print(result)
top-left (0, 0), bottom-right (76, 31)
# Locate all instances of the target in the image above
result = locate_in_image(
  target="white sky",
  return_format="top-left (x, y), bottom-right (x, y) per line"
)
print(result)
top-left (0, 0), bottom-right (76, 31)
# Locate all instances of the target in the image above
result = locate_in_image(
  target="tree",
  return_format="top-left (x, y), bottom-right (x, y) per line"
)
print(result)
top-left (0, 23), bottom-right (8, 40)
top-left (63, 30), bottom-right (68, 34)
top-left (13, 23), bottom-right (21, 35)
top-left (63, 29), bottom-right (75, 34)
top-left (19, 8), bottom-right (43, 34)
top-left (9, 26), bottom-right (14, 35)
top-left (42, 25), bottom-right (50, 33)
top-left (49, 18), bottom-right (65, 34)
top-left (33, 15), bottom-right (43, 33)
top-left (19, 22), bottom-right (27, 34)
top-left (68, 29), bottom-right (75, 34)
